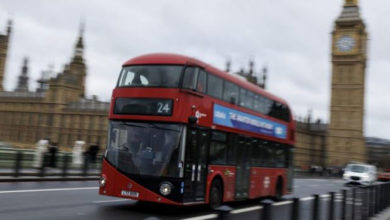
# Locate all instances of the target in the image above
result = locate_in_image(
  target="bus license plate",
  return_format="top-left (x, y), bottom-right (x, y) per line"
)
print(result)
top-left (121, 190), bottom-right (139, 198)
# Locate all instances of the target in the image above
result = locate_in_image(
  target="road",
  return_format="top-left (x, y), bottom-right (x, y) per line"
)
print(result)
top-left (0, 178), bottom-right (348, 220)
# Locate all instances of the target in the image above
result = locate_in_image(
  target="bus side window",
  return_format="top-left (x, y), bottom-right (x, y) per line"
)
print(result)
top-left (239, 88), bottom-right (246, 107)
top-left (251, 143), bottom-right (262, 167)
top-left (209, 131), bottom-right (227, 165)
top-left (253, 95), bottom-right (260, 112)
top-left (227, 134), bottom-right (238, 165)
top-left (239, 88), bottom-right (254, 109)
top-left (209, 142), bottom-right (227, 165)
top-left (182, 67), bottom-right (199, 90)
top-left (258, 143), bottom-right (267, 167)
top-left (197, 70), bottom-right (207, 93)
top-left (207, 73), bottom-right (223, 99)
top-left (223, 81), bottom-right (239, 105)
top-left (261, 142), bottom-right (274, 167)
top-left (247, 91), bottom-right (255, 110)
top-left (275, 148), bottom-right (286, 168)
top-left (281, 105), bottom-right (291, 122)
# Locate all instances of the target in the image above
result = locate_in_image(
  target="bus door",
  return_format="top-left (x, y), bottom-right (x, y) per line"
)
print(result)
top-left (235, 137), bottom-right (251, 199)
top-left (183, 127), bottom-right (209, 202)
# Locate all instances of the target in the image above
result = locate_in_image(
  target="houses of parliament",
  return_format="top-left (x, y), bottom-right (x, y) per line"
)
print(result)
top-left (0, 0), bottom-right (387, 168)
top-left (0, 21), bottom-right (109, 149)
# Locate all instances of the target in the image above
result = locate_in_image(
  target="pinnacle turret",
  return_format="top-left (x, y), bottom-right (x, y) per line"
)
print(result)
top-left (15, 57), bottom-right (30, 92)
top-left (73, 22), bottom-right (85, 60)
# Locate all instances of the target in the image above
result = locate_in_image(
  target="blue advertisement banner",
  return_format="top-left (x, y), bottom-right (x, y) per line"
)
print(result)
top-left (213, 104), bottom-right (287, 139)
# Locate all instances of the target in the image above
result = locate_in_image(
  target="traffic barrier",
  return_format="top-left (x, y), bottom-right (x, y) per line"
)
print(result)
top-left (62, 154), bottom-right (69, 177)
top-left (13, 151), bottom-right (22, 177)
top-left (341, 189), bottom-right (347, 220)
top-left (328, 192), bottom-right (335, 220)
top-left (351, 187), bottom-right (356, 220)
top-left (260, 199), bottom-right (273, 220)
top-left (312, 194), bottom-right (319, 220)
top-left (214, 205), bottom-right (232, 220)
top-left (191, 182), bottom-right (390, 220)
top-left (0, 150), bottom-right (102, 179)
top-left (291, 198), bottom-right (299, 220)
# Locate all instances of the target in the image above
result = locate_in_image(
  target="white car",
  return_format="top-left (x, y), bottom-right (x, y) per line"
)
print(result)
top-left (343, 164), bottom-right (377, 185)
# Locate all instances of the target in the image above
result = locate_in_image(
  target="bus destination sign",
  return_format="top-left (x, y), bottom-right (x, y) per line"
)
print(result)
top-left (213, 104), bottom-right (287, 139)
top-left (114, 98), bottom-right (173, 116)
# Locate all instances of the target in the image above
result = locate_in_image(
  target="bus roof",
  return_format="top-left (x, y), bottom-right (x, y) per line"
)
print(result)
top-left (123, 53), bottom-right (289, 107)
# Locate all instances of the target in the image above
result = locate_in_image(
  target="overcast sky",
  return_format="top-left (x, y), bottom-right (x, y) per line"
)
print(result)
top-left (0, 0), bottom-right (389, 139)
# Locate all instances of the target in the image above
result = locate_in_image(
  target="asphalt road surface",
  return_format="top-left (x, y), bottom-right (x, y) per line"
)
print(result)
top-left (0, 178), bottom-right (349, 220)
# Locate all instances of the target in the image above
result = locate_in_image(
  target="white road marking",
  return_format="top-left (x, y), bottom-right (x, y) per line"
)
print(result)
top-left (273, 201), bottom-right (293, 206)
top-left (93, 199), bottom-right (131, 203)
top-left (300, 197), bottom-right (314, 201)
top-left (231, 205), bottom-right (262, 214)
top-left (0, 187), bottom-right (98, 194)
top-left (181, 214), bottom-right (218, 220)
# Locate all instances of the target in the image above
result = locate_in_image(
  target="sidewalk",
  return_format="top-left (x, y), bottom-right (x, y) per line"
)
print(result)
top-left (0, 167), bottom-right (100, 182)
top-left (371, 207), bottom-right (390, 220)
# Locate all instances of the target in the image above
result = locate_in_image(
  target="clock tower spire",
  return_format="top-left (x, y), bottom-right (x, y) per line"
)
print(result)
top-left (345, 0), bottom-right (358, 6)
top-left (326, 1), bottom-right (368, 166)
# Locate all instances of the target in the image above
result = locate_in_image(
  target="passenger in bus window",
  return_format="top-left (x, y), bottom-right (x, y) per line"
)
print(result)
top-left (131, 72), bottom-right (142, 86)
top-left (128, 129), bottom-right (142, 155)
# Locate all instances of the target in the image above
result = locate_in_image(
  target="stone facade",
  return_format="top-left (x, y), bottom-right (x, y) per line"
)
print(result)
top-left (295, 118), bottom-right (328, 169)
top-left (327, 0), bottom-right (367, 166)
top-left (0, 20), bottom-right (11, 92)
top-left (365, 137), bottom-right (390, 169)
top-left (0, 22), bottom-right (109, 149)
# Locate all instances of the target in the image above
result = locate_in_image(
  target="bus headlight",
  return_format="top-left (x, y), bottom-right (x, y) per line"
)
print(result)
top-left (159, 182), bottom-right (173, 196)
top-left (99, 175), bottom-right (106, 187)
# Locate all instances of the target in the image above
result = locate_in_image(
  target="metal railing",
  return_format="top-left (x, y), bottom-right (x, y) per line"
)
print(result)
top-left (211, 182), bottom-right (390, 220)
top-left (0, 149), bottom-right (101, 179)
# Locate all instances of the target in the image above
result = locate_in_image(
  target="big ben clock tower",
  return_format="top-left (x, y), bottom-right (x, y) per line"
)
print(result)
top-left (327, 0), bottom-right (367, 166)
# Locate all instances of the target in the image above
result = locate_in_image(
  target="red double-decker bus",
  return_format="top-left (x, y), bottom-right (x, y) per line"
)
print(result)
top-left (99, 53), bottom-right (295, 208)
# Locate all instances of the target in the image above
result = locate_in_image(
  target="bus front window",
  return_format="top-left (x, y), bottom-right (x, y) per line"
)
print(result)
top-left (117, 65), bottom-right (183, 88)
top-left (105, 121), bottom-right (183, 178)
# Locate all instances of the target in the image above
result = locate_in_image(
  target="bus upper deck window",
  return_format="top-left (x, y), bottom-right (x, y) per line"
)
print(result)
top-left (197, 70), bottom-right (206, 93)
top-left (182, 67), bottom-right (199, 90)
top-left (118, 65), bottom-right (182, 88)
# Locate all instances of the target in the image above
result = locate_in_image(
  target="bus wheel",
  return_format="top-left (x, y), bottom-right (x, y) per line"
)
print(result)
top-left (209, 179), bottom-right (222, 209)
top-left (275, 179), bottom-right (283, 201)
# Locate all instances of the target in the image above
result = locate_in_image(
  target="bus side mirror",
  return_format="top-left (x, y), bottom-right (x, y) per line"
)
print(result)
top-left (188, 116), bottom-right (198, 124)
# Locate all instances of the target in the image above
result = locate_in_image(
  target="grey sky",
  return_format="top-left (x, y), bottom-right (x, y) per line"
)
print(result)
top-left (0, 0), bottom-right (389, 139)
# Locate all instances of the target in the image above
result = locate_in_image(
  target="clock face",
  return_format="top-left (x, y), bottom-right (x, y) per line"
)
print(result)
top-left (337, 35), bottom-right (355, 52)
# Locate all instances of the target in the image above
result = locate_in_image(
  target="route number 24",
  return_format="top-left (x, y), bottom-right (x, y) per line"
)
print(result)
top-left (157, 102), bottom-right (171, 114)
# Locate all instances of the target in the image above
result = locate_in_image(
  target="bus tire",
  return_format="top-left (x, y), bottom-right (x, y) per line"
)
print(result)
top-left (209, 178), bottom-right (222, 209)
top-left (275, 178), bottom-right (283, 201)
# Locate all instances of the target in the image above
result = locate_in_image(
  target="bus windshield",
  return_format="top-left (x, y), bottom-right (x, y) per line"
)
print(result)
top-left (105, 121), bottom-right (183, 178)
top-left (117, 65), bottom-right (183, 88)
